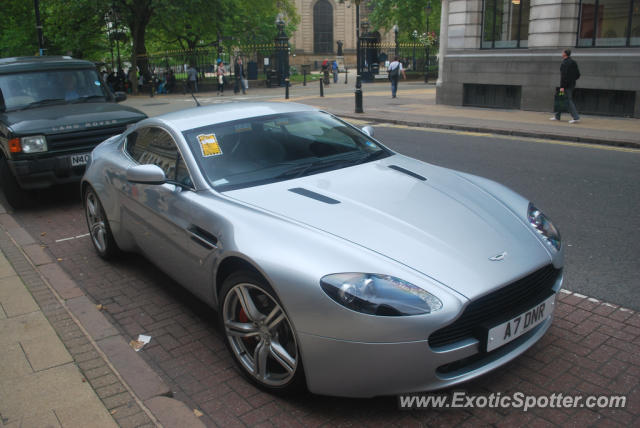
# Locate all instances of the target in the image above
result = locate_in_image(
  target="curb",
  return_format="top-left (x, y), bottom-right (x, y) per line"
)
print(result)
top-left (0, 205), bottom-right (205, 428)
top-left (338, 114), bottom-right (640, 149)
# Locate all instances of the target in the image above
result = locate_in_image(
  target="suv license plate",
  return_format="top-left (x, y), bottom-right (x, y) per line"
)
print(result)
top-left (70, 153), bottom-right (90, 167)
top-left (486, 294), bottom-right (555, 352)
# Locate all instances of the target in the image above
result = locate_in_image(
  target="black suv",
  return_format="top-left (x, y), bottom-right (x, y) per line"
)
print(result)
top-left (0, 56), bottom-right (146, 208)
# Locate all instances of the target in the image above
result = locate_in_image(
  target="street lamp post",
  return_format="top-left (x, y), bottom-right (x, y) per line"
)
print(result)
top-left (425, 2), bottom-right (432, 83)
top-left (275, 18), bottom-right (290, 87)
top-left (393, 24), bottom-right (399, 57)
top-left (356, 2), bottom-right (360, 79)
top-left (361, 20), bottom-right (370, 80)
top-left (33, 0), bottom-right (44, 56)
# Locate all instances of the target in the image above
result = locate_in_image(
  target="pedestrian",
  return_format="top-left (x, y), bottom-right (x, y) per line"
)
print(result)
top-left (166, 70), bottom-right (176, 93)
top-left (388, 56), bottom-right (406, 98)
top-left (186, 63), bottom-right (198, 93)
top-left (216, 60), bottom-right (226, 96)
top-left (332, 60), bottom-right (339, 84)
top-left (234, 57), bottom-right (247, 94)
top-left (551, 49), bottom-right (581, 123)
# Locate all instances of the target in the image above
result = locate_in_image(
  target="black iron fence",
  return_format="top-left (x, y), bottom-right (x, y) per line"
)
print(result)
top-left (358, 41), bottom-right (439, 81)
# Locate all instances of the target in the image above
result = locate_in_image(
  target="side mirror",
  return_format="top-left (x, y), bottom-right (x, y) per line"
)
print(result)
top-left (361, 125), bottom-right (374, 137)
top-left (114, 91), bottom-right (127, 102)
top-left (126, 164), bottom-right (166, 185)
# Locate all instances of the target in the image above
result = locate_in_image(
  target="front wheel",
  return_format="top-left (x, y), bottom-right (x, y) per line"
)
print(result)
top-left (219, 271), bottom-right (305, 393)
top-left (83, 186), bottom-right (119, 259)
top-left (0, 158), bottom-right (31, 209)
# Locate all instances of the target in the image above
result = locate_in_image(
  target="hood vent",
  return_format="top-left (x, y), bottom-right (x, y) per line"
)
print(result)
top-left (388, 165), bottom-right (427, 181)
top-left (288, 188), bottom-right (340, 205)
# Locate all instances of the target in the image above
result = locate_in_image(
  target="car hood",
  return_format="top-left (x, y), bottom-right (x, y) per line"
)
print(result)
top-left (225, 155), bottom-right (552, 299)
top-left (2, 102), bottom-right (146, 135)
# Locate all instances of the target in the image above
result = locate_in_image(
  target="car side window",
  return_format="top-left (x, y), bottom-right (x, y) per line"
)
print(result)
top-left (126, 127), bottom-right (192, 187)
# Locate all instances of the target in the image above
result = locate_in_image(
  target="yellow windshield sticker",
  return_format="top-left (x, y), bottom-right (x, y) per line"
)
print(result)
top-left (198, 134), bottom-right (222, 157)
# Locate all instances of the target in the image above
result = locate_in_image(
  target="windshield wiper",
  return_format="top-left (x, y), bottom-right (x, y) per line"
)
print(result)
top-left (17, 98), bottom-right (66, 110)
top-left (71, 95), bottom-right (106, 103)
top-left (352, 150), bottom-right (389, 165)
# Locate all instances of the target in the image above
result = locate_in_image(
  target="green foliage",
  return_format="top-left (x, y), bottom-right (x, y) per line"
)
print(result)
top-left (0, 1), bottom-right (39, 57)
top-left (368, 0), bottom-right (441, 43)
top-left (0, 0), bottom-right (298, 64)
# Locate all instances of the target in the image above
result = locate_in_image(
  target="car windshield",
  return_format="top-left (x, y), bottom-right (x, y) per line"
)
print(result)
top-left (0, 68), bottom-right (107, 111)
top-left (182, 111), bottom-right (391, 192)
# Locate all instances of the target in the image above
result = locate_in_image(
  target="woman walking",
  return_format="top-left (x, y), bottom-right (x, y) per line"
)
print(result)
top-left (216, 60), bottom-right (226, 96)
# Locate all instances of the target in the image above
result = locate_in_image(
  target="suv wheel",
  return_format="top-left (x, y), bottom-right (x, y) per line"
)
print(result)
top-left (0, 158), bottom-right (31, 209)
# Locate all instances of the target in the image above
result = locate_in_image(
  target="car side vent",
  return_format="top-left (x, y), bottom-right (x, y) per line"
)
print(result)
top-left (388, 165), bottom-right (427, 181)
top-left (288, 188), bottom-right (340, 205)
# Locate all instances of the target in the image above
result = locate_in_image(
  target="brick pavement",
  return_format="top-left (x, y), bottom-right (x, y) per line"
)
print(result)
top-left (4, 187), bottom-right (638, 427)
top-left (0, 218), bottom-right (155, 428)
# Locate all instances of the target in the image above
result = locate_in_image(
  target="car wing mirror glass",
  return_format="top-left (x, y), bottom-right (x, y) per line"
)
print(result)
top-left (114, 91), bottom-right (127, 102)
top-left (126, 164), bottom-right (166, 185)
top-left (361, 125), bottom-right (374, 137)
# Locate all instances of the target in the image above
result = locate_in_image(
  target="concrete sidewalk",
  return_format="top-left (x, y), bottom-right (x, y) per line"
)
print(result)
top-left (0, 206), bottom-right (206, 428)
top-left (124, 81), bottom-right (639, 148)
top-left (0, 250), bottom-right (117, 427)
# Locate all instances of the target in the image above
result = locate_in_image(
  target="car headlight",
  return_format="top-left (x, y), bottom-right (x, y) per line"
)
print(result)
top-left (320, 273), bottom-right (443, 316)
top-left (528, 203), bottom-right (561, 251)
top-left (21, 135), bottom-right (48, 153)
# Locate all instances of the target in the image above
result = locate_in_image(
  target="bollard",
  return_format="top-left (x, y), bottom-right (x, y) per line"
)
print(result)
top-left (344, 66), bottom-right (348, 84)
top-left (285, 78), bottom-right (290, 99)
top-left (303, 70), bottom-right (307, 86)
top-left (320, 78), bottom-right (324, 97)
top-left (354, 75), bottom-right (363, 113)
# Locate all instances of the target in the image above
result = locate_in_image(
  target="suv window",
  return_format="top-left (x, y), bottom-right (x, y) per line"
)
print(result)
top-left (126, 127), bottom-right (192, 187)
top-left (0, 68), bottom-right (107, 110)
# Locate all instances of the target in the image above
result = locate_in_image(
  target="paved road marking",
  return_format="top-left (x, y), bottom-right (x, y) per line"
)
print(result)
top-left (54, 233), bottom-right (90, 243)
top-left (374, 123), bottom-right (640, 153)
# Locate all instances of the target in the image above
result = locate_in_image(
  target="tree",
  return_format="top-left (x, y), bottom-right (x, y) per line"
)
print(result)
top-left (0, 1), bottom-right (39, 57)
top-left (368, 0), bottom-right (441, 42)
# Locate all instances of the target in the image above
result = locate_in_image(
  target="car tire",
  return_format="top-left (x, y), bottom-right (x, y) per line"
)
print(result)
top-left (219, 270), bottom-right (305, 394)
top-left (0, 158), bottom-right (31, 209)
top-left (83, 186), bottom-right (120, 259)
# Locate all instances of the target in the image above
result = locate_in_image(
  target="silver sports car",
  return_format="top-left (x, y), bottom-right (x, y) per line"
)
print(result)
top-left (82, 102), bottom-right (563, 398)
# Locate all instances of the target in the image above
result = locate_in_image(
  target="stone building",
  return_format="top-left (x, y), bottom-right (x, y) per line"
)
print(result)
top-left (436, 0), bottom-right (640, 117)
top-left (289, 0), bottom-right (393, 67)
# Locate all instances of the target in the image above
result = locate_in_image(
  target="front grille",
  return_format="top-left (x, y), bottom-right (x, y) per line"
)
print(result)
top-left (429, 265), bottom-right (561, 348)
top-left (47, 125), bottom-right (126, 151)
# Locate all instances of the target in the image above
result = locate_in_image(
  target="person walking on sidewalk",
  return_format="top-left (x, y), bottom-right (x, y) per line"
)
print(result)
top-left (216, 60), bottom-right (226, 96)
top-left (388, 56), bottom-right (406, 98)
top-left (234, 57), bottom-right (247, 94)
top-left (186, 64), bottom-right (198, 93)
top-left (551, 49), bottom-right (581, 123)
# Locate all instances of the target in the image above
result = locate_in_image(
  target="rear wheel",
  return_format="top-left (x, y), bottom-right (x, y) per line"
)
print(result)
top-left (0, 158), bottom-right (31, 209)
top-left (83, 186), bottom-right (119, 259)
top-left (219, 271), bottom-right (305, 393)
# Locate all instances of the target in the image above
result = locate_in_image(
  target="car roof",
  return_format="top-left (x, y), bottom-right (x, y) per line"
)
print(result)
top-left (0, 56), bottom-right (95, 74)
top-left (153, 102), bottom-right (319, 132)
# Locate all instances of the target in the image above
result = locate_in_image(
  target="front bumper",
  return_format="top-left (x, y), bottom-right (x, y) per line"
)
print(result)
top-left (8, 154), bottom-right (88, 190)
top-left (299, 312), bottom-right (554, 398)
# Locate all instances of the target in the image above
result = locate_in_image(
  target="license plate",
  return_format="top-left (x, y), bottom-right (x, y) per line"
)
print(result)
top-left (70, 153), bottom-right (90, 167)
top-left (486, 294), bottom-right (555, 352)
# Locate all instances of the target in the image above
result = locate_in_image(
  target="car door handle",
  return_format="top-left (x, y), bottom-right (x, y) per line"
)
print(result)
top-left (187, 225), bottom-right (218, 250)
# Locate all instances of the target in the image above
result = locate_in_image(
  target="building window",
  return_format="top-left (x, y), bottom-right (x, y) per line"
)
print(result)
top-left (578, 0), bottom-right (640, 46)
top-left (314, 0), bottom-right (333, 53)
top-left (482, 0), bottom-right (530, 48)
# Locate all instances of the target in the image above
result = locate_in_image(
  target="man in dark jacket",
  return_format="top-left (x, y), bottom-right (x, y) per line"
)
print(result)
top-left (234, 58), bottom-right (246, 94)
top-left (551, 49), bottom-right (581, 123)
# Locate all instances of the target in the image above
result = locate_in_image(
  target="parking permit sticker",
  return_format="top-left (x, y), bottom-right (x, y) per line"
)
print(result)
top-left (198, 134), bottom-right (222, 157)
